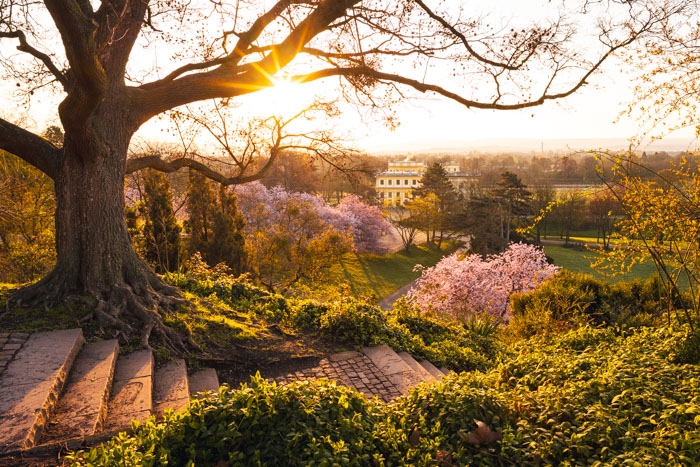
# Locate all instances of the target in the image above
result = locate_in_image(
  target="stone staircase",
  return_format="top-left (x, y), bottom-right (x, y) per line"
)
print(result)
top-left (271, 344), bottom-right (450, 402)
top-left (0, 329), bottom-right (219, 457)
top-left (0, 330), bottom-right (446, 460)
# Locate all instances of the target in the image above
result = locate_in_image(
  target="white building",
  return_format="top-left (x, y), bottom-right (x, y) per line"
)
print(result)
top-left (375, 158), bottom-right (478, 205)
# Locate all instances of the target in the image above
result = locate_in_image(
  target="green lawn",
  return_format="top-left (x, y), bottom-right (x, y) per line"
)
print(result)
top-left (543, 244), bottom-right (660, 283)
top-left (332, 243), bottom-right (457, 299)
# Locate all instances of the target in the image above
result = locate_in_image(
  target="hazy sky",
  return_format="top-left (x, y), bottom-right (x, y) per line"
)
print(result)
top-left (5, 1), bottom-right (697, 154)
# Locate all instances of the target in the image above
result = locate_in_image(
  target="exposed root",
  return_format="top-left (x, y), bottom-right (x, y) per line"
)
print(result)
top-left (6, 268), bottom-right (199, 355)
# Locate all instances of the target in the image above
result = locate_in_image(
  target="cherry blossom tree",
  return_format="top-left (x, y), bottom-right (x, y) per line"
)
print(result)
top-left (335, 195), bottom-right (390, 253)
top-left (234, 183), bottom-right (388, 288)
top-left (407, 243), bottom-right (559, 321)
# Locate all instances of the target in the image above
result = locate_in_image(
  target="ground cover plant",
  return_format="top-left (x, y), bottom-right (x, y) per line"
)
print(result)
top-left (68, 325), bottom-right (700, 466)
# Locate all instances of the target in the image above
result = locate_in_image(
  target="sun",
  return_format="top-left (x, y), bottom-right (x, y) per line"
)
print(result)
top-left (243, 76), bottom-right (318, 119)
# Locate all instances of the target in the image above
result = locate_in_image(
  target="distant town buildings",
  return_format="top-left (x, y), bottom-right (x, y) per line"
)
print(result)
top-left (375, 157), bottom-right (477, 204)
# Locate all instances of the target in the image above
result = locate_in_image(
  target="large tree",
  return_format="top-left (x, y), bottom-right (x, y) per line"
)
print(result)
top-left (0, 0), bottom-right (683, 349)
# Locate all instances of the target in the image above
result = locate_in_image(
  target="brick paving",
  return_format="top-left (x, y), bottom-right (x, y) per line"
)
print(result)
top-left (272, 350), bottom-right (403, 403)
top-left (0, 332), bottom-right (30, 376)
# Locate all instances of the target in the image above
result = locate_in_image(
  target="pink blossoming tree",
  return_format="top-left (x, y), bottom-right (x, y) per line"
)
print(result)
top-left (407, 243), bottom-right (559, 321)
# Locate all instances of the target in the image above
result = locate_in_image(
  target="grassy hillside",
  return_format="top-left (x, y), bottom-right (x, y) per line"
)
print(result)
top-left (329, 243), bottom-right (458, 299)
top-left (543, 244), bottom-right (659, 282)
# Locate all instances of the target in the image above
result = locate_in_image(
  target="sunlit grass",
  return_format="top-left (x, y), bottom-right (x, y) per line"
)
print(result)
top-left (543, 244), bottom-right (659, 283)
top-left (330, 243), bottom-right (458, 299)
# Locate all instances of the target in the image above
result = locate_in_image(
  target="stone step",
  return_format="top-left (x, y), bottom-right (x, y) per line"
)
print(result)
top-left (398, 352), bottom-right (437, 384)
top-left (0, 328), bottom-right (84, 454)
top-left (419, 360), bottom-right (447, 379)
top-left (102, 349), bottom-right (154, 433)
top-left (188, 368), bottom-right (220, 399)
top-left (153, 359), bottom-right (190, 418)
top-left (362, 345), bottom-right (424, 394)
top-left (40, 339), bottom-right (119, 445)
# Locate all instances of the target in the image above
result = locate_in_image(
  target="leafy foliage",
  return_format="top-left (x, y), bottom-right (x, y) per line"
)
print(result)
top-left (510, 270), bottom-right (673, 338)
top-left (0, 151), bottom-right (56, 283)
top-left (69, 326), bottom-right (700, 466)
top-left (320, 298), bottom-right (389, 346)
top-left (235, 182), bottom-right (355, 290)
top-left (595, 152), bottom-right (700, 329)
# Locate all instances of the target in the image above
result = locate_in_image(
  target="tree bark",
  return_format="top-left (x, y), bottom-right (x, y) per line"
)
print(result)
top-left (9, 103), bottom-right (191, 352)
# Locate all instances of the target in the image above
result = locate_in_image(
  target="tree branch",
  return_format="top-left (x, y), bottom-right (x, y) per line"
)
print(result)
top-left (134, 0), bottom-right (361, 123)
top-left (44, 0), bottom-right (104, 92)
top-left (125, 154), bottom-right (280, 186)
top-left (0, 30), bottom-right (69, 89)
top-left (0, 119), bottom-right (62, 179)
top-left (291, 27), bottom-right (635, 112)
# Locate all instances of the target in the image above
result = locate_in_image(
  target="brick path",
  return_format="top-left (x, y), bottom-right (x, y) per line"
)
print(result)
top-left (272, 350), bottom-right (403, 403)
top-left (0, 332), bottom-right (30, 376)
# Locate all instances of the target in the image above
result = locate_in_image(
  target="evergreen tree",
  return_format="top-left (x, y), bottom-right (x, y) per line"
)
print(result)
top-left (207, 185), bottom-right (247, 276)
top-left (412, 162), bottom-right (462, 245)
top-left (185, 171), bottom-right (246, 274)
top-left (461, 193), bottom-right (508, 256)
top-left (143, 170), bottom-right (181, 273)
top-left (186, 170), bottom-right (216, 258)
top-left (493, 171), bottom-right (532, 243)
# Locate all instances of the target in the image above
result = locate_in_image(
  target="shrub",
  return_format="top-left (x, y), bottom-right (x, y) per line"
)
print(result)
top-left (509, 271), bottom-right (672, 339)
top-left (287, 299), bottom-right (330, 331)
top-left (319, 298), bottom-right (388, 346)
top-left (386, 300), bottom-right (502, 371)
top-left (68, 326), bottom-right (700, 466)
top-left (69, 376), bottom-right (387, 466)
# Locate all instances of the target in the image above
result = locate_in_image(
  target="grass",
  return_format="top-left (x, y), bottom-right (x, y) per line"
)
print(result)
top-left (543, 244), bottom-right (660, 283)
top-left (331, 243), bottom-right (458, 299)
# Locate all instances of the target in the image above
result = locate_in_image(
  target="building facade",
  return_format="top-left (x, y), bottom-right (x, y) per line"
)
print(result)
top-left (375, 158), bottom-right (478, 205)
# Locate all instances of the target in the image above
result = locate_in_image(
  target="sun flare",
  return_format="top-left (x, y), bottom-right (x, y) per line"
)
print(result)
top-left (247, 77), bottom-right (317, 119)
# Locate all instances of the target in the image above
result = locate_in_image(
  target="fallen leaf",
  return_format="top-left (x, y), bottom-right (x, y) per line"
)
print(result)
top-left (461, 419), bottom-right (503, 445)
top-left (409, 425), bottom-right (421, 446)
top-left (435, 449), bottom-right (453, 466)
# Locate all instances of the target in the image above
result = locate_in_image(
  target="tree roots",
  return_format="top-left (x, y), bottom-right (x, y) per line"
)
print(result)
top-left (7, 268), bottom-right (198, 355)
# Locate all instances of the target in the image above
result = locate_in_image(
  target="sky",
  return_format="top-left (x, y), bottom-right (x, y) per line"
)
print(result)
top-left (143, 0), bottom-right (695, 155)
top-left (4, 0), bottom-right (698, 155)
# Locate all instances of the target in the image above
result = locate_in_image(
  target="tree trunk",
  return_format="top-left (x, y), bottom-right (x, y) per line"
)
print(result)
top-left (9, 117), bottom-right (191, 352)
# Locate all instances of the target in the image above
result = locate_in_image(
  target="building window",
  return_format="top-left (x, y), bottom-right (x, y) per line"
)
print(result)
top-left (380, 180), bottom-right (384, 185)
top-left (412, 180), bottom-right (417, 185)
top-left (388, 180), bottom-right (392, 185)
top-left (404, 180), bottom-right (409, 185)
top-left (396, 192), bottom-right (400, 197)
top-left (388, 192), bottom-right (393, 198)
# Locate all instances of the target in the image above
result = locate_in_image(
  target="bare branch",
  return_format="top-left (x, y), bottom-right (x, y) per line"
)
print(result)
top-left (125, 154), bottom-right (280, 185)
top-left (0, 29), bottom-right (68, 89)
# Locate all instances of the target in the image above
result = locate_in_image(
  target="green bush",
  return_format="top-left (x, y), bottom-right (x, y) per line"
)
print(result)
top-left (319, 298), bottom-right (389, 346)
top-left (510, 271), bottom-right (672, 339)
top-left (69, 376), bottom-right (387, 466)
top-left (287, 299), bottom-right (330, 331)
top-left (386, 301), bottom-right (502, 371)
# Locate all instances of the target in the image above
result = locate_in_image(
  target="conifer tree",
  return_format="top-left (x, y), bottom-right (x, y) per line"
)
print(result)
top-left (493, 171), bottom-right (532, 243)
top-left (413, 162), bottom-right (461, 245)
top-left (186, 170), bottom-right (216, 258)
top-left (185, 172), bottom-right (246, 275)
top-left (143, 170), bottom-right (181, 273)
top-left (207, 185), bottom-right (247, 276)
